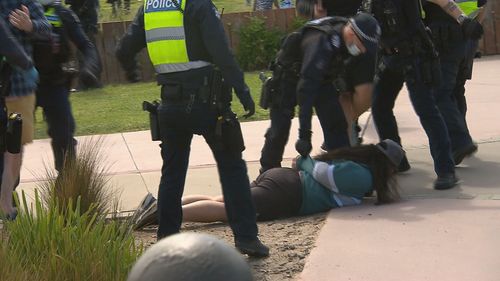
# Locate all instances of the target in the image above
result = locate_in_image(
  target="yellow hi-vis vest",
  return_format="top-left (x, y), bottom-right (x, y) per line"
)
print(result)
top-left (456, 0), bottom-right (480, 17)
top-left (44, 7), bottom-right (62, 27)
top-left (144, 0), bottom-right (210, 73)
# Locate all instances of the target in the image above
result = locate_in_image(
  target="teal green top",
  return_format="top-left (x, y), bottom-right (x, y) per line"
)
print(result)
top-left (297, 156), bottom-right (373, 215)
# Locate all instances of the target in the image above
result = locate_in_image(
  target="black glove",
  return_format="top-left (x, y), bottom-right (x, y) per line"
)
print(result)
top-left (238, 86), bottom-right (255, 118)
top-left (80, 50), bottom-right (101, 86)
top-left (80, 67), bottom-right (99, 87)
top-left (462, 18), bottom-right (484, 40)
top-left (243, 98), bottom-right (255, 118)
top-left (295, 129), bottom-right (312, 157)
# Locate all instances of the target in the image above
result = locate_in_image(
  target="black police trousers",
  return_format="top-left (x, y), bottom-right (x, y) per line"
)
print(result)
top-left (36, 83), bottom-right (77, 171)
top-left (260, 80), bottom-right (348, 172)
top-left (372, 54), bottom-right (455, 176)
top-left (156, 70), bottom-right (258, 242)
top-left (453, 38), bottom-right (479, 117)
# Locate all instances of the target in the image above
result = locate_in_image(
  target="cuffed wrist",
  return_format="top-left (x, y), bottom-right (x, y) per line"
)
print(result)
top-left (299, 129), bottom-right (312, 140)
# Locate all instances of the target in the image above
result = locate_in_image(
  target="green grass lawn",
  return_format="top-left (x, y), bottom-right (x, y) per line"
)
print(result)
top-left (34, 72), bottom-right (269, 139)
top-left (99, 0), bottom-right (253, 22)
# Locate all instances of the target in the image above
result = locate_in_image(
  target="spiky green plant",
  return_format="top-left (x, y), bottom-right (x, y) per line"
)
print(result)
top-left (38, 137), bottom-right (114, 219)
top-left (0, 191), bottom-right (142, 281)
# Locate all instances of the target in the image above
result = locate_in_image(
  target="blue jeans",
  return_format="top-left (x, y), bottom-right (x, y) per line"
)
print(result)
top-left (434, 39), bottom-right (473, 151)
top-left (37, 84), bottom-right (77, 171)
top-left (157, 95), bottom-right (258, 241)
top-left (372, 54), bottom-right (455, 176)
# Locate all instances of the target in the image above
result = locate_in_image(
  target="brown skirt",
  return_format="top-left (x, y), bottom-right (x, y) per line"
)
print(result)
top-left (250, 168), bottom-right (303, 221)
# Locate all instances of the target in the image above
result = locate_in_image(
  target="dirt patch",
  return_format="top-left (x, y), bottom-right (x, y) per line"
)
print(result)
top-left (134, 213), bottom-right (326, 281)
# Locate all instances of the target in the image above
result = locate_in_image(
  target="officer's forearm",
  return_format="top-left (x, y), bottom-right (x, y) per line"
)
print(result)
top-left (220, 66), bottom-right (246, 94)
top-left (298, 106), bottom-right (313, 133)
top-left (116, 46), bottom-right (139, 77)
top-left (428, 0), bottom-right (467, 23)
top-left (0, 21), bottom-right (32, 69)
top-left (2, 48), bottom-right (32, 70)
top-left (28, 2), bottom-right (52, 39)
top-left (297, 79), bottom-right (318, 132)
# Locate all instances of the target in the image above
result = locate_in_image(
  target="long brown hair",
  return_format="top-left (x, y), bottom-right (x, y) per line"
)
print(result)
top-left (314, 144), bottom-right (400, 204)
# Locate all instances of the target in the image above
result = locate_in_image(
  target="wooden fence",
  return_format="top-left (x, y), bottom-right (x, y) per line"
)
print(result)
top-left (94, 8), bottom-right (297, 85)
top-left (95, 6), bottom-right (500, 85)
top-left (478, 0), bottom-right (500, 56)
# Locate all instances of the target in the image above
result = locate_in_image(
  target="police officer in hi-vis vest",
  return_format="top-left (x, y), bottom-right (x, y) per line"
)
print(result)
top-left (116, 0), bottom-right (269, 257)
top-left (365, 0), bottom-right (480, 190)
top-left (422, 0), bottom-right (484, 166)
top-left (452, 0), bottom-right (488, 116)
top-left (33, 0), bottom-right (100, 172)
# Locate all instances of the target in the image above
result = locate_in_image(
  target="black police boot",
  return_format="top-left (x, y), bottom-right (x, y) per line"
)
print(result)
top-left (434, 173), bottom-right (459, 190)
top-left (235, 238), bottom-right (269, 258)
top-left (453, 143), bottom-right (478, 165)
top-left (398, 155), bottom-right (411, 173)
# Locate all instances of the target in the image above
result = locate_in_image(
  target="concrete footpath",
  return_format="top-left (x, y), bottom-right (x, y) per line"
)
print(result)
top-left (18, 55), bottom-right (500, 280)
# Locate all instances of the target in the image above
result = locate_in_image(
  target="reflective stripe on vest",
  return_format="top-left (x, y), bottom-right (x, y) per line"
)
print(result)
top-left (143, 0), bottom-right (210, 73)
top-left (44, 7), bottom-right (62, 27)
top-left (456, 0), bottom-right (479, 16)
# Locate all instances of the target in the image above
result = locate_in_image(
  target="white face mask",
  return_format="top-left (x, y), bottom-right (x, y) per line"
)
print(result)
top-left (346, 43), bottom-right (362, 56)
top-left (39, 0), bottom-right (56, 5)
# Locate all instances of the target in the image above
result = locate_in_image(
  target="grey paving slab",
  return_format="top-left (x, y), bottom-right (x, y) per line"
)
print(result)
top-left (21, 133), bottom-right (137, 182)
top-left (120, 131), bottom-right (162, 172)
top-left (300, 55), bottom-right (500, 281)
top-left (108, 173), bottom-right (150, 212)
top-left (22, 138), bottom-right (55, 181)
top-left (397, 141), bottom-right (500, 199)
top-left (300, 199), bottom-right (500, 281)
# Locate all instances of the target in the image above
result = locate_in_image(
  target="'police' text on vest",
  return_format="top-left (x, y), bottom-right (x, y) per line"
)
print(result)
top-left (145, 0), bottom-right (182, 12)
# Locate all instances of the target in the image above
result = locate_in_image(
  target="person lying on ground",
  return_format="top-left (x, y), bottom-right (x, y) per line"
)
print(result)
top-left (132, 139), bottom-right (404, 229)
top-left (180, 139), bottom-right (404, 223)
